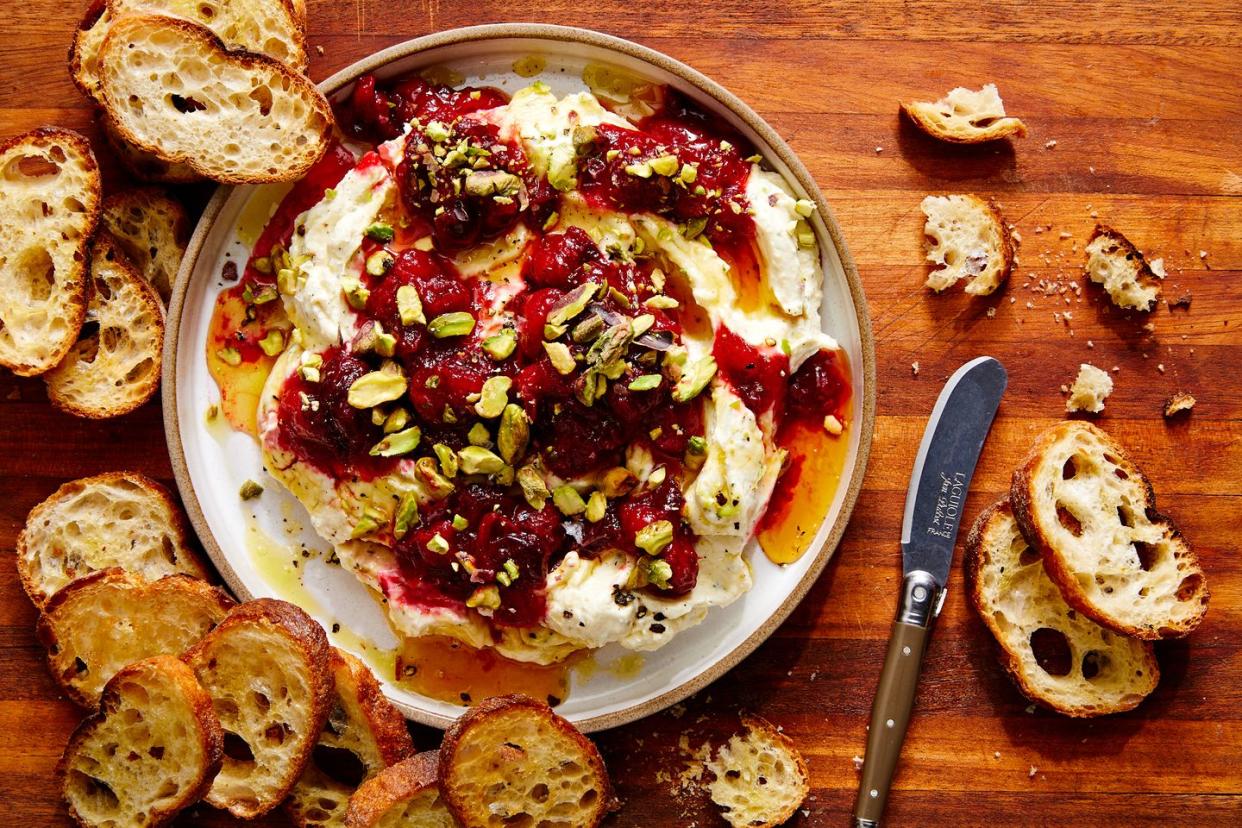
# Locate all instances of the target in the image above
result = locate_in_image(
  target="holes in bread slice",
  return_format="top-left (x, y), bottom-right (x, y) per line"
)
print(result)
top-left (1081, 650), bottom-right (1109, 680)
top-left (67, 770), bottom-right (121, 812)
top-left (311, 743), bottom-right (367, 788)
top-left (222, 731), bottom-right (255, 763)
top-left (5, 152), bottom-right (61, 180)
top-left (1176, 573), bottom-right (1204, 602)
top-left (11, 246), bottom-right (56, 303)
top-left (1133, 540), bottom-right (1159, 571)
top-left (1055, 503), bottom-right (1083, 537)
top-left (170, 93), bottom-right (208, 114)
top-left (1029, 627), bottom-right (1072, 677)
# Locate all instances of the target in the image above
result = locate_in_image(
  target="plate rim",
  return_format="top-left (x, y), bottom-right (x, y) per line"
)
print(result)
top-left (162, 22), bottom-right (876, 732)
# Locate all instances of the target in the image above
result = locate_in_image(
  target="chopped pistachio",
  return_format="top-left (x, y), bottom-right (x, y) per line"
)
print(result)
top-left (571, 314), bottom-right (605, 343)
top-left (298, 352), bottom-right (322, 382)
top-left (542, 211), bottom-right (560, 230)
top-left (631, 313), bottom-right (655, 337)
top-left (258, 329), bottom-right (285, 357)
top-left (205, 403), bottom-right (219, 422)
top-left (249, 284), bottom-right (278, 305)
top-left (606, 286), bottom-right (632, 309)
top-left (503, 558), bottom-right (520, 581)
top-left (546, 282), bottom-right (599, 327)
top-left (432, 443), bottom-right (459, 477)
top-left (745, 153), bottom-right (762, 163)
top-left (252, 256), bottom-right (273, 274)
top-left (585, 491), bottom-right (608, 523)
top-left (396, 285), bottom-right (425, 326)
top-left (464, 169), bottom-right (522, 197)
top-left (605, 149), bottom-right (620, 161)
top-left (467, 422), bottom-right (492, 447)
top-left (425, 120), bottom-right (452, 142)
top-left (793, 198), bottom-right (817, 218)
top-left (600, 358), bottom-right (628, 380)
top-left (647, 466), bottom-right (668, 488)
top-left (576, 369), bottom-right (609, 407)
top-left (599, 467), bottom-right (637, 498)
top-left (415, 456), bottom-right (455, 497)
top-left (482, 328), bottom-right (517, 360)
top-left (413, 235), bottom-right (434, 251)
top-left (474, 375), bottom-right (512, 419)
top-left (365, 222), bottom-right (395, 242)
top-left (552, 485), bottom-right (586, 516)
top-left (644, 295), bottom-right (679, 310)
top-left (682, 216), bottom-right (708, 240)
top-left (678, 163), bottom-right (698, 184)
top-left (672, 355), bottom-right (717, 402)
top-left (350, 512), bottom-right (382, 539)
top-left (451, 514), bottom-right (469, 531)
top-left (370, 426), bottom-right (422, 457)
top-left (426, 533), bottom-right (451, 555)
top-left (646, 558), bottom-right (674, 589)
top-left (649, 154), bottom-right (679, 176)
top-left (393, 495), bottom-right (420, 539)
top-left (216, 346), bottom-right (242, 367)
top-left (624, 161), bottom-right (652, 178)
top-left (687, 435), bottom-right (708, 455)
top-left (277, 267), bottom-right (298, 295)
top-left (441, 406), bottom-right (458, 424)
top-left (823, 414), bottom-right (844, 435)
top-left (796, 225), bottom-right (816, 249)
top-left (544, 341), bottom-right (577, 375)
top-left (458, 446), bottom-right (505, 475)
top-left (466, 585), bottom-right (501, 610)
top-left (587, 322), bottom-right (631, 368)
top-left (238, 479), bottom-right (264, 500)
top-left (365, 249), bottom-right (395, 276)
top-left (348, 370), bottom-right (407, 408)
top-left (342, 276), bottom-right (371, 310)
top-left (428, 312), bottom-right (475, 338)
top-left (635, 520), bottom-right (674, 555)
top-left (517, 464), bottom-right (550, 509)
top-left (371, 407), bottom-right (388, 426)
top-left (497, 404), bottom-right (530, 464)
top-left (373, 326), bottom-right (397, 358)
top-left (628, 374), bottom-right (662, 391)
top-left (383, 407), bottom-right (410, 434)
top-left (543, 322), bottom-right (567, 340)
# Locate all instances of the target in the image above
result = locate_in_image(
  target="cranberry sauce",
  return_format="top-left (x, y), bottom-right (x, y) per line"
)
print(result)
top-left (712, 326), bottom-right (789, 415)
top-left (785, 348), bottom-right (851, 428)
top-left (339, 75), bottom-right (508, 144)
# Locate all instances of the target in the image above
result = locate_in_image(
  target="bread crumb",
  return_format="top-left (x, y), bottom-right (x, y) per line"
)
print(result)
top-left (823, 415), bottom-right (843, 435)
top-left (1087, 340), bottom-right (1094, 349)
top-left (1157, 363), bottom-right (1165, 373)
top-left (315, 44), bottom-right (325, 56)
top-left (1044, 139), bottom-right (1057, 149)
top-left (1059, 231), bottom-right (1072, 240)
top-left (911, 361), bottom-right (920, 376)
top-left (874, 146), bottom-right (883, 153)
top-left (1199, 250), bottom-right (1208, 258)
top-left (1163, 392), bottom-right (1196, 418)
top-left (1024, 704), bottom-right (1037, 714)
top-left (1066, 363), bottom-right (1113, 414)
top-left (1029, 766), bottom-right (1038, 778)
top-left (1149, 257), bottom-right (1166, 278)
top-left (993, 751), bottom-right (1001, 759)
top-left (852, 755), bottom-right (864, 771)
top-left (986, 307), bottom-right (996, 318)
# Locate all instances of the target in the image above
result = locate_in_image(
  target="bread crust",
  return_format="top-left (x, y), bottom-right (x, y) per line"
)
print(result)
top-left (99, 112), bottom-right (202, 184)
top-left (58, 655), bottom-right (224, 828)
top-left (0, 126), bottom-right (101, 375)
top-left (965, 498), bottom-right (1160, 716)
top-left (181, 598), bottom-right (335, 818)
top-left (712, 713), bottom-right (810, 828)
top-left (334, 648), bottom-right (416, 766)
top-left (1085, 223), bottom-right (1162, 310)
top-left (438, 694), bottom-right (618, 827)
top-left (921, 193), bottom-right (1015, 296)
top-left (37, 568), bottom-right (236, 707)
top-left (97, 14), bottom-right (331, 185)
top-left (1010, 421), bottom-right (1209, 639)
top-left (902, 100), bottom-right (1028, 144)
top-left (16, 470), bottom-right (205, 608)
top-left (344, 751), bottom-right (443, 828)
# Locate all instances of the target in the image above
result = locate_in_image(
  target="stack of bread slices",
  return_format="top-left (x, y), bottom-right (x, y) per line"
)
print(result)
top-left (966, 421), bottom-right (1210, 717)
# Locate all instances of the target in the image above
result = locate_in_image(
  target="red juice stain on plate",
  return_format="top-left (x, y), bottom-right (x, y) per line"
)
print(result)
top-left (205, 286), bottom-right (289, 436)
top-left (395, 636), bottom-right (576, 708)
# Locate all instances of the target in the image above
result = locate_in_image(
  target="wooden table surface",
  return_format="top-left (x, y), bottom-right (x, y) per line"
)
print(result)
top-left (3, 1), bottom-right (1240, 825)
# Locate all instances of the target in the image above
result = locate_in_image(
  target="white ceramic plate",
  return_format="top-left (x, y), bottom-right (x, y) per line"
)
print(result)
top-left (165, 24), bottom-right (875, 732)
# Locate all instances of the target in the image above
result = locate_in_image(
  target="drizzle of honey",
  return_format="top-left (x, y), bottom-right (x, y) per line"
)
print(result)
top-left (395, 636), bottom-right (576, 708)
top-left (234, 182), bottom-right (295, 247)
top-left (206, 288), bottom-right (286, 436)
top-left (757, 418), bottom-right (850, 565)
top-left (721, 242), bottom-right (766, 314)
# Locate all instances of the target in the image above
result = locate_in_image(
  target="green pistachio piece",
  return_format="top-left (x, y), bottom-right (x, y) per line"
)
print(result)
top-left (374, 327), bottom-right (397, 358)
top-left (647, 466), bottom-right (668, 488)
top-left (277, 267), bottom-right (298, 295)
top-left (606, 286), bottom-right (631, 309)
top-left (687, 435), bottom-right (708, 455)
top-left (474, 375), bottom-right (512, 419)
top-left (452, 514), bottom-right (469, 531)
top-left (672, 356), bottom-right (717, 403)
top-left (252, 256), bottom-right (272, 274)
top-left (794, 199), bottom-right (816, 218)
top-left (543, 322), bottom-right (568, 340)
top-left (350, 506), bottom-right (388, 540)
top-left (365, 222), bottom-right (395, 242)
top-left (298, 352), bottom-right (322, 382)
top-left (646, 558), bottom-right (674, 589)
top-left (624, 161), bottom-right (652, 178)
top-left (396, 285), bottom-right (425, 326)
top-left (546, 282), bottom-right (599, 327)
top-left (431, 444), bottom-right (459, 478)
top-left (587, 323), bottom-right (631, 368)
top-left (383, 408), bottom-right (410, 434)
top-left (497, 403), bottom-right (530, 464)
top-left (365, 249), bottom-right (395, 277)
top-left (635, 520), bottom-right (674, 555)
top-left (216, 346), bottom-right (242, 367)
top-left (682, 216), bottom-right (709, 240)
top-left (644, 295), bottom-right (679, 310)
top-left (796, 224), bottom-right (816, 249)
top-left (517, 464), bottom-right (549, 509)
top-left (464, 170), bottom-right (523, 198)
top-left (466, 585), bottom-right (501, 610)
top-left (575, 369), bottom-right (608, 407)
top-left (599, 467), bottom-right (637, 498)
top-left (249, 284), bottom-right (278, 305)
top-left (678, 163), bottom-right (698, 184)
top-left (503, 558), bottom-right (520, 581)
top-left (370, 426), bottom-right (422, 457)
top-left (482, 328), bottom-right (517, 360)
top-left (341, 276), bottom-right (370, 310)
top-left (426, 533), bottom-right (451, 554)
top-left (467, 422), bottom-right (492, 447)
top-left (631, 314), bottom-right (655, 337)
top-left (628, 374), bottom-right (662, 392)
top-left (428, 312), bottom-right (475, 338)
top-left (544, 341), bottom-right (577, 375)
top-left (415, 456), bottom-right (455, 498)
top-left (393, 495), bottom-right (420, 539)
top-left (348, 370), bottom-right (407, 408)
top-left (258, 329), bottom-right (285, 357)
top-left (649, 154), bottom-right (679, 176)
top-left (238, 479), bottom-right (263, 500)
top-left (458, 446), bottom-right (505, 475)
top-left (571, 314), bottom-right (605, 343)
top-left (371, 407), bottom-right (388, 426)
top-left (425, 120), bottom-right (452, 142)
top-left (585, 491), bottom-right (608, 523)
top-left (552, 485), bottom-right (586, 516)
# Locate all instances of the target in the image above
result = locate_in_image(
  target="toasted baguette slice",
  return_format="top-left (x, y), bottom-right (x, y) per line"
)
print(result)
top-left (1011, 421), bottom-right (1210, 639)
top-left (921, 194), bottom-right (1015, 296)
top-left (966, 499), bottom-right (1160, 717)
top-left (346, 751), bottom-right (456, 828)
top-left (182, 598), bottom-right (334, 818)
top-left (17, 471), bottom-right (206, 608)
top-left (101, 113), bottom-right (201, 183)
top-left (0, 127), bottom-right (101, 375)
top-left (439, 695), bottom-right (615, 828)
top-left (44, 233), bottom-right (165, 418)
top-left (60, 656), bottom-right (223, 828)
top-left (902, 83), bottom-right (1027, 144)
top-left (286, 648), bottom-right (416, 827)
top-left (1084, 224), bottom-right (1162, 311)
top-left (1066, 363), bottom-right (1113, 414)
top-left (71, 0), bottom-right (308, 106)
top-left (97, 15), bottom-right (331, 184)
top-left (99, 188), bottom-right (188, 302)
top-left (37, 569), bottom-right (235, 708)
top-left (706, 714), bottom-right (809, 828)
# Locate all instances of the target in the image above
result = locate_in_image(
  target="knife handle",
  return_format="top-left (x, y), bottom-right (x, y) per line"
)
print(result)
top-left (852, 571), bottom-right (940, 826)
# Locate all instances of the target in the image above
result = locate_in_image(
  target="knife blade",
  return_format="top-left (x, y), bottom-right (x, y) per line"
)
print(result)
top-left (852, 356), bottom-right (1007, 828)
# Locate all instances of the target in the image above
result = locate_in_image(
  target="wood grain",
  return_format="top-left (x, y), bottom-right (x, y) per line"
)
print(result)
top-left (2, 0), bottom-right (1240, 825)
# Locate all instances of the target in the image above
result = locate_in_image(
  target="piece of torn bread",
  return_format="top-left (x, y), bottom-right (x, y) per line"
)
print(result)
top-left (38, 569), bottom-right (235, 707)
top-left (1084, 224), bottom-right (1162, 311)
top-left (707, 713), bottom-right (809, 828)
top-left (966, 498), bottom-right (1160, 717)
top-left (59, 655), bottom-right (223, 828)
top-left (903, 83), bottom-right (1027, 143)
top-left (285, 648), bottom-right (415, 827)
top-left (1011, 421), bottom-right (1210, 639)
top-left (71, 0), bottom-right (308, 105)
top-left (345, 751), bottom-right (457, 828)
top-left (0, 127), bottom-right (101, 376)
top-left (1066, 363), bottom-right (1113, 414)
top-left (182, 598), bottom-right (334, 819)
top-left (44, 232), bottom-right (165, 418)
top-left (99, 188), bottom-right (188, 302)
top-left (97, 15), bottom-right (332, 185)
top-left (17, 471), bottom-right (206, 608)
top-left (921, 194), bottom-right (1015, 295)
